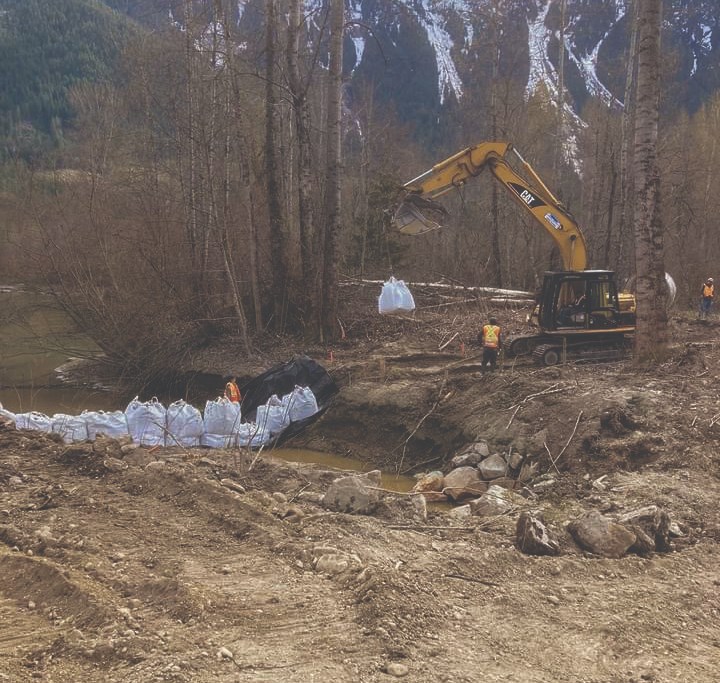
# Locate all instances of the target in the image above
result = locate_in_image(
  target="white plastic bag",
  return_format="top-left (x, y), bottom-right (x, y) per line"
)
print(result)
top-left (255, 395), bottom-right (291, 436)
top-left (124, 397), bottom-right (166, 447)
top-left (200, 397), bottom-right (242, 448)
top-left (166, 400), bottom-right (204, 447)
top-left (202, 397), bottom-right (241, 430)
top-left (284, 386), bottom-right (319, 422)
top-left (15, 411), bottom-right (53, 433)
top-left (83, 410), bottom-right (129, 440)
top-left (235, 422), bottom-right (271, 448)
top-left (0, 403), bottom-right (17, 423)
top-left (378, 276), bottom-right (415, 314)
top-left (51, 413), bottom-right (89, 443)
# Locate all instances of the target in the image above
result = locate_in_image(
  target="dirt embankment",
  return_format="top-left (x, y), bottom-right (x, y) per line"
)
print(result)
top-left (2, 305), bottom-right (720, 682)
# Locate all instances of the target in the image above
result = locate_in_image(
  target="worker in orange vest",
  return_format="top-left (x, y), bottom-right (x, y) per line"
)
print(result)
top-left (480, 317), bottom-right (502, 371)
top-left (699, 277), bottom-right (714, 320)
top-left (224, 375), bottom-right (242, 403)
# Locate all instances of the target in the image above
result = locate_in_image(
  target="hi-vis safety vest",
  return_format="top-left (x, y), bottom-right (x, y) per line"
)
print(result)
top-left (482, 324), bottom-right (501, 349)
top-left (225, 381), bottom-right (241, 403)
top-left (703, 283), bottom-right (714, 298)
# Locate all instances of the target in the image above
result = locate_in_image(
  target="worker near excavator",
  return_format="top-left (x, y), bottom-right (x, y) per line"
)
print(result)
top-left (699, 277), bottom-right (714, 320)
top-left (224, 375), bottom-right (242, 403)
top-left (480, 317), bottom-right (502, 371)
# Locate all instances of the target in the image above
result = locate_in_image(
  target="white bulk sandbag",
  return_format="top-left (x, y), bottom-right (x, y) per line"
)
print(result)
top-left (124, 396), bottom-right (166, 447)
top-left (15, 411), bottom-right (52, 433)
top-left (255, 395), bottom-right (291, 436)
top-left (284, 386), bottom-right (319, 422)
top-left (378, 276), bottom-right (415, 314)
top-left (0, 403), bottom-right (16, 422)
top-left (51, 413), bottom-right (89, 443)
top-left (166, 400), bottom-right (203, 447)
top-left (83, 410), bottom-right (129, 440)
top-left (236, 422), bottom-right (271, 448)
top-left (200, 397), bottom-right (242, 448)
top-left (202, 397), bottom-right (242, 435)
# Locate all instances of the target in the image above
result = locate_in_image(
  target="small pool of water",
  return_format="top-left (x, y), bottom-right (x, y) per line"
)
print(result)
top-left (269, 448), bottom-right (419, 493)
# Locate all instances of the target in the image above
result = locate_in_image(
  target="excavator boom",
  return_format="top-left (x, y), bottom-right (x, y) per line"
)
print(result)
top-left (394, 141), bottom-right (587, 272)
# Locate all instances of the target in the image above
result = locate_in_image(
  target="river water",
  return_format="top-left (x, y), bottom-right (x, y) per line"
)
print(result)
top-left (0, 287), bottom-right (122, 413)
top-left (0, 287), bottom-right (419, 490)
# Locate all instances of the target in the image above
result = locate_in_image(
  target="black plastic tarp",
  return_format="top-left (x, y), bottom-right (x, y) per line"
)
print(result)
top-left (239, 355), bottom-right (338, 445)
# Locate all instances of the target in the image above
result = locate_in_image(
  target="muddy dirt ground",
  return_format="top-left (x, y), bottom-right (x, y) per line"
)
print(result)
top-left (2, 285), bottom-right (720, 682)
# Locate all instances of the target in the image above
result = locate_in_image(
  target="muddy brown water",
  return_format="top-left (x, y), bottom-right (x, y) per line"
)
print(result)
top-left (0, 288), bottom-right (99, 387)
top-left (269, 448), bottom-right (419, 492)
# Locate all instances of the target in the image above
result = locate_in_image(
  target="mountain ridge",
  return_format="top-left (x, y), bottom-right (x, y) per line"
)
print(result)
top-left (1, 0), bottom-right (718, 158)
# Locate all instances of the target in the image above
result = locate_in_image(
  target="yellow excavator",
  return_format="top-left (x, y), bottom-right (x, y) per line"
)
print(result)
top-left (392, 141), bottom-right (636, 365)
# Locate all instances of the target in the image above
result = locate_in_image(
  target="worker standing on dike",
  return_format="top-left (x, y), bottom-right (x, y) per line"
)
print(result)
top-left (224, 376), bottom-right (241, 403)
top-left (480, 317), bottom-right (502, 371)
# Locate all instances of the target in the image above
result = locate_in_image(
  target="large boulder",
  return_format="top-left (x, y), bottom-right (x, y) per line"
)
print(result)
top-left (516, 511), bottom-right (560, 556)
top-left (323, 470), bottom-right (383, 515)
top-left (567, 510), bottom-right (636, 558)
top-left (507, 450), bottom-right (524, 470)
top-left (479, 453), bottom-right (507, 480)
top-left (469, 484), bottom-right (522, 516)
top-left (618, 505), bottom-right (672, 552)
top-left (442, 466), bottom-right (486, 502)
top-left (450, 441), bottom-right (490, 468)
top-left (412, 471), bottom-right (444, 493)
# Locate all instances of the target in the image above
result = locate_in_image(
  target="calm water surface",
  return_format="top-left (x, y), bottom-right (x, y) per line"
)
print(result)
top-left (0, 288), bottom-right (120, 413)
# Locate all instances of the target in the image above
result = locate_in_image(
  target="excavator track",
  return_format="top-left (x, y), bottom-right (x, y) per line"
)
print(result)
top-left (532, 342), bottom-right (628, 366)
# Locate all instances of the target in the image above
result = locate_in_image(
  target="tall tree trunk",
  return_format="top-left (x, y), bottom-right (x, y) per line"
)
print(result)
top-left (633, 0), bottom-right (668, 362)
top-left (214, 5), bottom-right (251, 350)
top-left (182, 0), bottom-right (200, 277)
top-left (489, 9), bottom-right (502, 287)
top-left (320, 0), bottom-right (344, 341)
top-left (604, 151), bottom-right (618, 269)
top-left (287, 0), bottom-right (317, 334)
top-left (619, 0), bottom-right (639, 278)
top-left (265, 0), bottom-right (289, 332)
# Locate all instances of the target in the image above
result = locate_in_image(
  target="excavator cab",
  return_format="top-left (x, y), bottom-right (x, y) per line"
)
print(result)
top-left (507, 270), bottom-right (636, 365)
top-left (537, 271), bottom-right (633, 332)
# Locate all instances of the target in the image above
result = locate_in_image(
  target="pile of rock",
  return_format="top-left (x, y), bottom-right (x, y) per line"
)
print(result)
top-left (316, 441), bottom-right (682, 561)
top-left (412, 440), bottom-right (527, 505)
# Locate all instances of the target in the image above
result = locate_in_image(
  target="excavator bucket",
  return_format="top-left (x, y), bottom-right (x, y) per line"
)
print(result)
top-left (391, 194), bottom-right (448, 235)
top-left (392, 202), bottom-right (440, 235)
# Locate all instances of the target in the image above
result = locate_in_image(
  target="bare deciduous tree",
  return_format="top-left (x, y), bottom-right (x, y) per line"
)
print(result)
top-left (633, 0), bottom-right (668, 362)
top-left (265, 0), bottom-right (289, 332)
top-left (619, 0), bottom-right (639, 277)
top-left (320, 0), bottom-right (344, 341)
top-left (287, 0), bottom-right (318, 334)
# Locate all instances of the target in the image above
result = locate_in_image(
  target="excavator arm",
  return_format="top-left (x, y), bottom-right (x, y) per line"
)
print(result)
top-left (393, 141), bottom-right (588, 272)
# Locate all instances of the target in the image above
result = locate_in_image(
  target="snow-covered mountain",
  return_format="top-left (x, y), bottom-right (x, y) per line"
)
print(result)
top-left (110, 0), bottom-right (720, 127)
